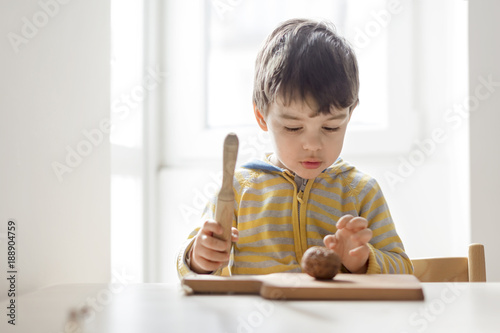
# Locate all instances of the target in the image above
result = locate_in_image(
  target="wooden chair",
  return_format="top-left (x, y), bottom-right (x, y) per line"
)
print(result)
top-left (411, 243), bottom-right (486, 282)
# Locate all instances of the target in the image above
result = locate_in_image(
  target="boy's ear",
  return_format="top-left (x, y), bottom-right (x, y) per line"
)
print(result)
top-left (253, 104), bottom-right (268, 131)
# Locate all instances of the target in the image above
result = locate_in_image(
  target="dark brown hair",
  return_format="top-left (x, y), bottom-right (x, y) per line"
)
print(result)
top-left (253, 18), bottom-right (359, 115)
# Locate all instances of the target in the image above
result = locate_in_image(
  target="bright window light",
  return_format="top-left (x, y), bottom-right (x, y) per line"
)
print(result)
top-left (206, 0), bottom-right (388, 130)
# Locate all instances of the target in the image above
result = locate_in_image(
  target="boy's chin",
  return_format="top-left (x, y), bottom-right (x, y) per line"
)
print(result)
top-left (293, 168), bottom-right (323, 180)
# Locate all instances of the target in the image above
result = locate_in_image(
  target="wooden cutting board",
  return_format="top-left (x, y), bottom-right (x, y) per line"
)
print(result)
top-left (182, 273), bottom-right (424, 301)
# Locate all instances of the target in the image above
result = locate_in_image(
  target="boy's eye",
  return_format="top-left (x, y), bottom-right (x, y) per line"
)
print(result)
top-left (323, 127), bottom-right (340, 132)
top-left (284, 127), bottom-right (302, 132)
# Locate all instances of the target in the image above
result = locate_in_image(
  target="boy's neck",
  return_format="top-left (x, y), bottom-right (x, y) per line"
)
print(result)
top-left (268, 153), bottom-right (285, 170)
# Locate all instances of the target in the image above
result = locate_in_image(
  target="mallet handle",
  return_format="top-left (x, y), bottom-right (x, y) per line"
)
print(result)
top-left (214, 133), bottom-right (239, 243)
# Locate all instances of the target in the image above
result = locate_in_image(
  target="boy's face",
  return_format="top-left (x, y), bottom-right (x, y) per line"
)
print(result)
top-left (254, 96), bottom-right (352, 179)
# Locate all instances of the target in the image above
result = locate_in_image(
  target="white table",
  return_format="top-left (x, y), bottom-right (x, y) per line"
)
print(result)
top-left (1, 282), bottom-right (500, 333)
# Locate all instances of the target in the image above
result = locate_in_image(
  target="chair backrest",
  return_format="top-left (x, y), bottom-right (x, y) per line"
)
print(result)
top-left (411, 243), bottom-right (486, 282)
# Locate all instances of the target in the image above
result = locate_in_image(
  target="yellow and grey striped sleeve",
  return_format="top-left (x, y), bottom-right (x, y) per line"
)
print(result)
top-left (355, 177), bottom-right (413, 274)
top-left (176, 228), bottom-right (198, 280)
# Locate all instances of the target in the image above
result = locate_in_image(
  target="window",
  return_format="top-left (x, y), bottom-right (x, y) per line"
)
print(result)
top-left (207, 0), bottom-right (389, 130)
top-left (162, 0), bottom-right (416, 167)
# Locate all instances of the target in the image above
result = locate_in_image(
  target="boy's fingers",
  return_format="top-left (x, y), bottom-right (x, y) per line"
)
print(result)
top-left (231, 228), bottom-right (239, 242)
top-left (195, 246), bottom-right (231, 263)
top-left (323, 234), bottom-right (337, 249)
top-left (193, 255), bottom-right (226, 272)
top-left (349, 244), bottom-right (370, 258)
top-left (345, 217), bottom-right (368, 231)
top-left (199, 233), bottom-right (230, 252)
top-left (202, 220), bottom-right (224, 235)
top-left (352, 228), bottom-right (373, 244)
top-left (336, 214), bottom-right (354, 229)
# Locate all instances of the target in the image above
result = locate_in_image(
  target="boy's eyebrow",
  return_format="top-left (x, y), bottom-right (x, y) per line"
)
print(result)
top-left (278, 114), bottom-right (302, 120)
top-left (325, 113), bottom-right (348, 120)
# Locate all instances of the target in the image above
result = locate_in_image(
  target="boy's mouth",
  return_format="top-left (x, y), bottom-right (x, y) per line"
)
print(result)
top-left (301, 161), bottom-right (322, 169)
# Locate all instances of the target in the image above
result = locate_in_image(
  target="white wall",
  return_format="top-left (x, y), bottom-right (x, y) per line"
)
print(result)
top-left (469, 0), bottom-right (500, 282)
top-left (0, 0), bottom-right (111, 297)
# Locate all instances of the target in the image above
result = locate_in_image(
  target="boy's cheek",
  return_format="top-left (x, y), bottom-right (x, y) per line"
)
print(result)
top-left (273, 134), bottom-right (295, 151)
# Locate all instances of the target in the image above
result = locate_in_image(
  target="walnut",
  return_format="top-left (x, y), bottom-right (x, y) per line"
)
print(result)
top-left (301, 246), bottom-right (341, 279)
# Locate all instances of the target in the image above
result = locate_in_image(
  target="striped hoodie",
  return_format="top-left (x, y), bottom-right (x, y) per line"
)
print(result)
top-left (177, 155), bottom-right (413, 278)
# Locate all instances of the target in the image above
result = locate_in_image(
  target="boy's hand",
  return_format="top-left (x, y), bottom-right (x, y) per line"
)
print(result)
top-left (189, 220), bottom-right (239, 274)
top-left (323, 215), bottom-right (373, 274)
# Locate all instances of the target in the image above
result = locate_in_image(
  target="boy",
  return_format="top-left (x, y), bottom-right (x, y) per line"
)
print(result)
top-left (177, 18), bottom-right (412, 278)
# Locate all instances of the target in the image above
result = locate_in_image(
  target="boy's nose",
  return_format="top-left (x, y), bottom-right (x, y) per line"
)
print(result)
top-left (302, 134), bottom-right (322, 151)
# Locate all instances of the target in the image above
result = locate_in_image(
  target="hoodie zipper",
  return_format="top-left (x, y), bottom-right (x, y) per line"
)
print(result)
top-left (295, 175), bottom-right (307, 223)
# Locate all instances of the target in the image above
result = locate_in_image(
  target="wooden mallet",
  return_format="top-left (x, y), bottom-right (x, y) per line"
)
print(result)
top-left (214, 133), bottom-right (239, 245)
